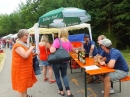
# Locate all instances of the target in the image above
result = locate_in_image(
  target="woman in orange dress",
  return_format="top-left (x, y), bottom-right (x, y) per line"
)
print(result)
top-left (11, 29), bottom-right (37, 97)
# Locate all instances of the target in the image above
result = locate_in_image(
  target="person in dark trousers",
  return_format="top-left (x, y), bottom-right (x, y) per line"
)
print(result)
top-left (50, 28), bottom-right (74, 97)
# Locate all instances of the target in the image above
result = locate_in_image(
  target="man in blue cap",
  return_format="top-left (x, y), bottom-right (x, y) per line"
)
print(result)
top-left (82, 34), bottom-right (97, 57)
top-left (81, 34), bottom-right (99, 83)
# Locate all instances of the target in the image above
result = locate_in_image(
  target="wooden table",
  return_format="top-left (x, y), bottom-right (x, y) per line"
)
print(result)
top-left (69, 52), bottom-right (115, 97)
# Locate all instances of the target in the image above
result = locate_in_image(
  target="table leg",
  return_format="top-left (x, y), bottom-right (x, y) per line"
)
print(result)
top-left (81, 68), bottom-right (82, 72)
top-left (111, 82), bottom-right (113, 88)
top-left (70, 58), bottom-right (83, 74)
top-left (84, 70), bottom-right (87, 97)
top-left (69, 59), bottom-right (73, 74)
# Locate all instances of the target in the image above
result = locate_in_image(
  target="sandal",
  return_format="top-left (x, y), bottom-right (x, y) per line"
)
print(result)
top-left (50, 80), bottom-right (56, 84)
top-left (57, 90), bottom-right (65, 96)
top-left (26, 95), bottom-right (33, 97)
top-left (44, 78), bottom-right (48, 82)
top-left (68, 94), bottom-right (73, 97)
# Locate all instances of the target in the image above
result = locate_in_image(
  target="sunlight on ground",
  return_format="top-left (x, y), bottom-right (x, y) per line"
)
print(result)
top-left (0, 53), bottom-right (6, 72)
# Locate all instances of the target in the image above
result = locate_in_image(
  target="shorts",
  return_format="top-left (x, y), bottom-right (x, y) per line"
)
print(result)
top-left (41, 60), bottom-right (51, 66)
top-left (107, 69), bottom-right (128, 81)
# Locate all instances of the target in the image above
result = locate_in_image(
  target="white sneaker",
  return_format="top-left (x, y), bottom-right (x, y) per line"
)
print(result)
top-left (101, 88), bottom-right (114, 94)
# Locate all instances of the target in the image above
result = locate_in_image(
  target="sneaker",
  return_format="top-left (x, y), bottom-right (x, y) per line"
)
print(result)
top-left (93, 76), bottom-right (101, 83)
top-left (101, 88), bottom-right (114, 94)
top-left (93, 79), bottom-right (101, 83)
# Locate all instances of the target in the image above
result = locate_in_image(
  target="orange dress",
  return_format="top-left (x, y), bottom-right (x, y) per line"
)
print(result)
top-left (11, 43), bottom-right (37, 92)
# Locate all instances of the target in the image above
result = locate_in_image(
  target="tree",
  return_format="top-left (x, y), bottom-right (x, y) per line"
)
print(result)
top-left (0, 14), bottom-right (11, 36)
top-left (83, 0), bottom-right (130, 48)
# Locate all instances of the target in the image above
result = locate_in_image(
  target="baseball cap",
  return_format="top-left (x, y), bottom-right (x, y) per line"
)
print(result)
top-left (100, 38), bottom-right (112, 47)
top-left (84, 34), bottom-right (89, 38)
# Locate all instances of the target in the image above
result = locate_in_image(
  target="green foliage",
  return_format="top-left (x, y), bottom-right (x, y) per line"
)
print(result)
top-left (121, 45), bottom-right (130, 66)
top-left (0, 14), bottom-right (11, 36)
top-left (102, 29), bottom-right (119, 48)
top-left (84, 0), bottom-right (130, 49)
top-left (121, 45), bottom-right (130, 53)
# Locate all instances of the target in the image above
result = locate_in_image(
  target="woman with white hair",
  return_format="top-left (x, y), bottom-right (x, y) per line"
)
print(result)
top-left (38, 34), bottom-right (56, 83)
top-left (11, 29), bottom-right (37, 97)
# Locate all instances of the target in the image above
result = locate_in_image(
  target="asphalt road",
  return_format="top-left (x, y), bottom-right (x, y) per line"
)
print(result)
top-left (0, 49), bottom-right (130, 97)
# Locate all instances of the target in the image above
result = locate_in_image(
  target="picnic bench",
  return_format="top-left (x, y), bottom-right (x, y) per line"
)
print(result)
top-left (111, 76), bottom-right (130, 93)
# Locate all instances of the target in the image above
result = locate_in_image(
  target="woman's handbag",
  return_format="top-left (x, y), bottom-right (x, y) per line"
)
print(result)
top-left (33, 56), bottom-right (41, 75)
top-left (48, 39), bottom-right (71, 64)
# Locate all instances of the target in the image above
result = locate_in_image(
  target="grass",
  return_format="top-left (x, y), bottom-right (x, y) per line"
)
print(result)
top-left (0, 53), bottom-right (4, 63)
top-left (122, 53), bottom-right (130, 66)
top-left (121, 50), bottom-right (130, 67)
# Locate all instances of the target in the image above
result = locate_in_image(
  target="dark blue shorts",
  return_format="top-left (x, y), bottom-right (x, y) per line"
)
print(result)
top-left (41, 60), bottom-right (51, 66)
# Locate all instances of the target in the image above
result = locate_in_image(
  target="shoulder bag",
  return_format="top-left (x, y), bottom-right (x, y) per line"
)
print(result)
top-left (33, 55), bottom-right (41, 75)
top-left (48, 39), bottom-right (71, 64)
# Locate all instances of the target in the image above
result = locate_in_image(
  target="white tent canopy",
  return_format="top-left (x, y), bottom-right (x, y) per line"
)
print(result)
top-left (29, 27), bottom-right (59, 34)
top-left (29, 23), bottom-right (92, 40)
top-left (2, 34), bottom-right (13, 39)
top-left (28, 23), bottom-right (92, 53)
top-left (2, 36), bottom-right (7, 39)
top-left (10, 33), bottom-right (17, 38)
top-left (66, 23), bottom-right (92, 40)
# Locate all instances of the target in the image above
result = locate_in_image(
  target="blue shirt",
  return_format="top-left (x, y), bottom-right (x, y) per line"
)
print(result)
top-left (83, 40), bottom-right (97, 56)
top-left (98, 46), bottom-right (103, 54)
top-left (101, 48), bottom-right (129, 72)
top-left (98, 46), bottom-right (105, 57)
